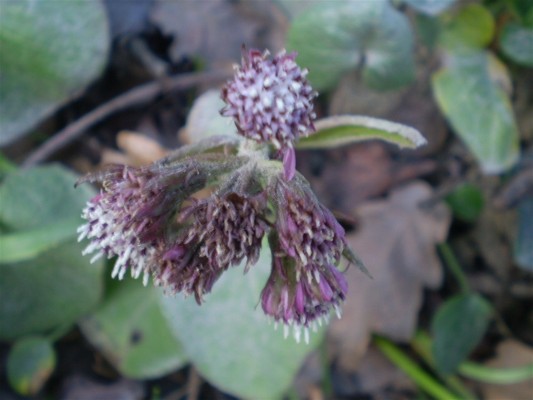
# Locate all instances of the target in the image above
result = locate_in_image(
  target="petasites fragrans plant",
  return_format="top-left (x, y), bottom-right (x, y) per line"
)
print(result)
top-left (78, 47), bottom-right (425, 343)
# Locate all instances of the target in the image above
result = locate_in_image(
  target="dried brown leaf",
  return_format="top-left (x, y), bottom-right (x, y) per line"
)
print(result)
top-left (329, 182), bottom-right (451, 371)
top-left (150, 0), bottom-right (284, 69)
top-left (481, 340), bottom-right (533, 400)
top-left (301, 142), bottom-right (436, 215)
top-left (116, 131), bottom-right (167, 165)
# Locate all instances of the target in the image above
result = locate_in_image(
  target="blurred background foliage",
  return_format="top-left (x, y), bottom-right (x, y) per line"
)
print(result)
top-left (0, 0), bottom-right (532, 398)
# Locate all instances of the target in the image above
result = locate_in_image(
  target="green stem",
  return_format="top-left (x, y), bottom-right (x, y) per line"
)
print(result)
top-left (459, 361), bottom-right (533, 384)
top-left (438, 243), bottom-right (470, 293)
top-left (320, 336), bottom-right (334, 398)
top-left (374, 335), bottom-right (460, 400)
top-left (412, 332), bottom-right (476, 400)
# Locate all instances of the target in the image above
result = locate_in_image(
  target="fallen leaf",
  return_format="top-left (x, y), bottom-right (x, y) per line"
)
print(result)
top-left (331, 346), bottom-right (414, 397)
top-left (116, 131), bottom-right (167, 165)
top-left (480, 340), bottom-right (533, 400)
top-left (99, 131), bottom-right (168, 169)
top-left (150, 0), bottom-right (284, 69)
top-left (329, 181), bottom-right (451, 371)
top-left (299, 142), bottom-right (436, 214)
top-left (328, 73), bottom-right (406, 118)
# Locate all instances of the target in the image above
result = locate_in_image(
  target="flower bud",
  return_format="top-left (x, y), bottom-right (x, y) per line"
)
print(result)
top-left (221, 48), bottom-right (317, 151)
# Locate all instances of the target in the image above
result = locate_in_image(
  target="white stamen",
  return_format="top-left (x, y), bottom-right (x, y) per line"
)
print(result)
top-left (294, 325), bottom-right (301, 343)
top-left (90, 252), bottom-right (103, 264)
top-left (304, 327), bottom-right (310, 344)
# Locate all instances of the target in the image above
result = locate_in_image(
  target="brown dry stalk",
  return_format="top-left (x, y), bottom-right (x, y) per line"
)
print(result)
top-left (23, 70), bottom-right (232, 167)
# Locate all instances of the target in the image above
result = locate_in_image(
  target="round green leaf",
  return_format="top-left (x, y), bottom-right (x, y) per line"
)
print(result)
top-left (439, 4), bottom-right (495, 51)
top-left (0, 166), bottom-right (104, 340)
top-left (0, 0), bottom-right (110, 145)
top-left (500, 23), bottom-right (533, 67)
top-left (79, 277), bottom-right (188, 379)
top-left (7, 336), bottom-right (56, 396)
top-left (0, 240), bottom-right (103, 340)
top-left (432, 52), bottom-right (520, 174)
top-left (432, 293), bottom-right (492, 374)
top-left (159, 246), bottom-right (326, 399)
top-left (0, 165), bottom-right (94, 230)
top-left (403, 0), bottom-right (457, 16)
top-left (286, 0), bottom-right (415, 91)
top-left (445, 183), bottom-right (484, 223)
top-left (0, 217), bottom-right (82, 264)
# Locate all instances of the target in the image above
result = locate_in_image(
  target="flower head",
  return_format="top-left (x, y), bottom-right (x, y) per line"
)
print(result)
top-left (152, 192), bottom-right (269, 303)
top-left (77, 164), bottom-right (204, 285)
top-left (78, 166), bottom-right (162, 284)
top-left (259, 178), bottom-right (348, 342)
top-left (77, 46), bottom-right (366, 345)
top-left (275, 179), bottom-right (346, 274)
top-left (221, 48), bottom-right (317, 151)
top-left (261, 248), bottom-right (347, 343)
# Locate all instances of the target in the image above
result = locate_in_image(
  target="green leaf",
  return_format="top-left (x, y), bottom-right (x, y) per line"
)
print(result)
top-left (500, 23), bottom-right (533, 67)
top-left (432, 52), bottom-right (520, 174)
top-left (286, 0), bottom-right (415, 91)
top-left (0, 218), bottom-right (81, 264)
top-left (296, 115), bottom-right (427, 150)
top-left (515, 199), bottom-right (533, 271)
top-left (0, 166), bottom-right (104, 340)
top-left (403, 0), bottom-right (457, 16)
top-left (0, 0), bottom-right (110, 145)
top-left (79, 277), bottom-right (188, 379)
top-left (159, 245), bottom-right (326, 399)
top-left (415, 14), bottom-right (441, 49)
top-left (0, 165), bottom-right (93, 229)
top-left (445, 184), bottom-right (484, 223)
top-left (439, 4), bottom-right (495, 51)
top-left (7, 336), bottom-right (56, 396)
top-left (0, 240), bottom-right (103, 341)
top-left (432, 293), bottom-right (492, 374)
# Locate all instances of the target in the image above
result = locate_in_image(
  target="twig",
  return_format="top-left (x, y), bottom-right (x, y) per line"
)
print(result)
top-left (186, 366), bottom-right (202, 400)
top-left (23, 70), bottom-right (232, 167)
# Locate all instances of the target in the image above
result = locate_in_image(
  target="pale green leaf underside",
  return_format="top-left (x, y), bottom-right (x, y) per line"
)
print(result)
top-left (159, 244), bottom-right (326, 399)
top-left (0, 0), bottom-right (109, 145)
top-left (80, 278), bottom-right (188, 379)
top-left (297, 115), bottom-right (427, 150)
top-left (0, 218), bottom-right (81, 264)
top-left (432, 52), bottom-right (519, 174)
top-left (0, 165), bottom-right (103, 340)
